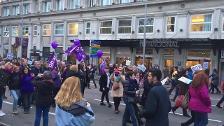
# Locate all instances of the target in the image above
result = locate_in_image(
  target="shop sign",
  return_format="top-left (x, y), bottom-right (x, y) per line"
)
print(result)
top-left (221, 50), bottom-right (224, 59)
top-left (146, 39), bottom-right (179, 48)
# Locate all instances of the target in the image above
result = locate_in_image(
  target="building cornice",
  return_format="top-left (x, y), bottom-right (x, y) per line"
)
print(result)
top-left (0, 0), bottom-right (184, 20)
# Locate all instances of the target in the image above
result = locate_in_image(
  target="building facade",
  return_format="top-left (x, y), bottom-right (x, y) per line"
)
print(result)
top-left (0, 0), bottom-right (224, 75)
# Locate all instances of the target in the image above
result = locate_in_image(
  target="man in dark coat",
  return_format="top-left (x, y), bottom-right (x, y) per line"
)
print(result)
top-left (99, 67), bottom-right (112, 108)
top-left (142, 68), bottom-right (171, 126)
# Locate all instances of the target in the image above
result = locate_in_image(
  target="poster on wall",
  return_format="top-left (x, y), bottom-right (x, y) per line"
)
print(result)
top-left (90, 40), bottom-right (101, 57)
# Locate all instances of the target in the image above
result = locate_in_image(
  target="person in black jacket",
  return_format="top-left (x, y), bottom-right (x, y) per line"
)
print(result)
top-left (142, 68), bottom-right (171, 126)
top-left (34, 71), bottom-right (54, 126)
top-left (8, 64), bottom-right (21, 114)
top-left (99, 67), bottom-right (112, 108)
top-left (209, 69), bottom-right (221, 94)
top-left (122, 70), bottom-right (139, 126)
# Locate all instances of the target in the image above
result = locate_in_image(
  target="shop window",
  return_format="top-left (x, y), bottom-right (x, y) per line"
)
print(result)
top-left (162, 49), bottom-right (174, 55)
top-left (68, 23), bottom-right (78, 36)
top-left (167, 16), bottom-right (175, 32)
top-left (68, 0), bottom-right (80, 9)
top-left (118, 19), bottom-right (132, 34)
top-left (100, 20), bottom-right (112, 34)
top-left (12, 26), bottom-right (19, 37)
top-left (164, 59), bottom-right (174, 68)
top-left (187, 50), bottom-right (210, 57)
top-left (136, 48), bottom-right (153, 55)
top-left (138, 18), bottom-right (154, 33)
top-left (42, 24), bottom-right (51, 36)
top-left (135, 57), bottom-right (152, 69)
top-left (85, 22), bottom-right (91, 34)
top-left (191, 14), bottom-right (212, 32)
top-left (54, 23), bottom-right (64, 35)
top-left (23, 26), bottom-right (29, 36)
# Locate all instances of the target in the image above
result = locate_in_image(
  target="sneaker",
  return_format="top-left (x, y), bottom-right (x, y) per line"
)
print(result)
top-left (0, 111), bottom-right (6, 117)
top-left (216, 104), bottom-right (222, 109)
top-left (12, 111), bottom-right (19, 115)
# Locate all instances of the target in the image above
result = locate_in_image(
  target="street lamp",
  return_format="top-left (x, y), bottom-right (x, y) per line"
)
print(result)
top-left (143, 3), bottom-right (147, 65)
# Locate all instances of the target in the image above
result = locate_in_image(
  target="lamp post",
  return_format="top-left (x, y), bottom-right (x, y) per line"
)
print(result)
top-left (143, 3), bottom-right (147, 65)
top-left (19, 0), bottom-right (24, 58)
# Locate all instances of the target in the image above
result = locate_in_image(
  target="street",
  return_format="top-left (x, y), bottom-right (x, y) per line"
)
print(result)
top-left (0, 82), bottom-right (223, 126)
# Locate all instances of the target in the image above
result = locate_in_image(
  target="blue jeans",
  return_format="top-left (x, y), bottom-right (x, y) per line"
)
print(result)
top-left (34, 106), bottom-right (50, 126)
top-left (10, 90), bottom-right (20, 111)
top-left (193, 111), bottom-right (208, 126)
top-left (122, 97), bottom-right (139, 126)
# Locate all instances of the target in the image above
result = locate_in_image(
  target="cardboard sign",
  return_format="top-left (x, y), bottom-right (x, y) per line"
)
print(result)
top-left (178, 77), bottom-right (192, 85)
top-left (161, 77), bottom-right (169, 85)
top-left (191, 64), bottom-right (203, 73)
top-left (137, 64), bottom-right (146, 72)
top-left (6, 53), bottom-right (13, 60)
top-left (126, 60), bottom-right (131, 66)
top-left (203, 62), bottom-right (209, 69)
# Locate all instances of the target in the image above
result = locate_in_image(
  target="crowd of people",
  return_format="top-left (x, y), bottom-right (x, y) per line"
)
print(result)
top-left (0, 57), bottom-right (223, 126)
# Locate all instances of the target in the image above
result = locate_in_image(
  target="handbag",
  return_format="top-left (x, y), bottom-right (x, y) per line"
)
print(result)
top-left (181, 92), bottom-right (189, 109)
top-left (175, 95), bottom-right (185, 107)
top-left (112, 82), bottom-right (120, 90)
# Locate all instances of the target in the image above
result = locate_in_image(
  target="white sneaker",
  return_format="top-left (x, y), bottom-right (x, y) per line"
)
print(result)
top-left (0, 111), bottom-right (6, 116)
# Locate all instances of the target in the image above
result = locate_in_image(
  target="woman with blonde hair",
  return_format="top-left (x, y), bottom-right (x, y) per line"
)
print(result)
top-left (55, 70), bottom-right (95, 126)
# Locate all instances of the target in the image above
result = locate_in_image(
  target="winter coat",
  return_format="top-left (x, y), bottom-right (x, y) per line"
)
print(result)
top-left (189, 84), bottom-right (211, 113)
top-left (143, 82), bottom-right (171, 126)
top-left (111, 74), bottom-right (123, 97)
top-left (55, 100), bottom-right (95, 126)
top-left (8, 72), bottom-right (20, 90)
top-left (35, 80), bottom-right (54, 107)
top-left (0, 69), bottom-right (11, 95)
top-left (21, 74), bottom-right (34, 93)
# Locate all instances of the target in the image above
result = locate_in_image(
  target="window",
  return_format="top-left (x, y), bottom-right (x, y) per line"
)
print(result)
top-left (23, 3), bottom-right (30, 14)
top-left (138, 18), bottom-right (154, 33)
top-left (12, 26), bottom-right (19, 37)
top-left (85, 22), bottom-right (91, 34)
top-left (23, 26), bottom-right (29, 36)
top-left (33, 25), bottom-right (38, 36)
top-left (167, 16), bottom-right (175, 32)
top-left (87, 0), bottom-right (97, 7)
top-left (100, 21), bottom-right (112, 34)
top-left (68, 0), bottom-right (80, 9)
top-left (42, 24), bottom-right (51, 36)
top-left (3, 26), bottom-right (9, 37)
top-left (42, 1), bottom-right (51, 12)
top-left (101, 0), bottom-right (112, 6)
top-left (2, 7), bottom-right (10, 16)
top-left (56, 0), bottom-right (64, 11)
top-left (54, 23), bottom-right (64, 35)
top-left (68, 23), bottom-right (78, 35)
top-left (191, 14), bottom-right (212, 32)
top-left (118, 19), bottom-right (132, 34)
top-left (12, 5), bottom-right (20, 15)
top-left (119, 0), bottom-right (132, 4)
